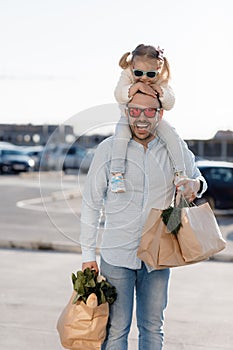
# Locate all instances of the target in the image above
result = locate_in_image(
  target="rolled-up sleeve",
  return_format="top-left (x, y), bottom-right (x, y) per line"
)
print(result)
top-left (160, 84), bottom-right (176, 111)
top-left (114, 68), bottom-right (134, 104)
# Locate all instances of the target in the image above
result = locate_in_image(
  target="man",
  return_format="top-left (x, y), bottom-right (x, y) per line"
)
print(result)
top-left (80, 92), bottom-right (206, 350)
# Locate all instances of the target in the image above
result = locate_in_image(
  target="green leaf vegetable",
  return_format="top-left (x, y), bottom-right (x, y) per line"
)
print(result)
top-left (72, 268), bottom-right (117, 306)
top-left (161, 195), bottom-right (194, 235)
top-left (161, 206), bottom-right (182, 235)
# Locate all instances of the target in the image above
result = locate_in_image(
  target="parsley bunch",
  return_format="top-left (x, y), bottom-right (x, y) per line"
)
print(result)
top-left (72, 268), bottom-right (117, 305)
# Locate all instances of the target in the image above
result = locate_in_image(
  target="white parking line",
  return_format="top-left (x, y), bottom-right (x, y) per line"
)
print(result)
top-left (16, 189), bottom-right (82, 214)
top-left (17, 196), bottom-right (52, 211)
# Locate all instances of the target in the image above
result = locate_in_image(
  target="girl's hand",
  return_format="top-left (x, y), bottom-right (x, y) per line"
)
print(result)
top-left (129, 82), bottom-right (157, 98)
top-left (82, 261), bottom-right (99, 274)
top-left (150, 83), bottom-right (164, 97)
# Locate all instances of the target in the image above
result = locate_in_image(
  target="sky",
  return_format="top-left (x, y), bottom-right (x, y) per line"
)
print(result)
top-left (0, 0), bottom-right (233, 139)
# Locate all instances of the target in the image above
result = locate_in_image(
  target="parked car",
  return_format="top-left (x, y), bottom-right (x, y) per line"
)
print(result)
top-left (21, 145), bottom-right (44, 171)
top-left (39, 144), bottom-right (88, 172)
top-left (196, 160), bottom-right (233, 209)
top-left (78, 147), bottom-right (95, 173)
top-left (63, 145), bottom-right (87, 172)
top-left (0, 148), bottom-right (35, 174)
top-left (0, 141), bottom-right (15, 148)
top-left (39, 144), bottom-right (57, 171)
top-left (38, 144), bottom-right (69, 171)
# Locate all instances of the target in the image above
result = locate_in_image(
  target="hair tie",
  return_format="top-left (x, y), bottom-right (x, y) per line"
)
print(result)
top-left (126, 53), bottom-right (133, 62)
top-left (156, 46), bottom-right (164, 61)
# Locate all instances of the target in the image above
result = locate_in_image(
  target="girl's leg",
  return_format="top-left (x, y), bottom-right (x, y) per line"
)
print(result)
top-left (110, 115), bottom-right (132, 193)
top-left (111, 115), bottom-right (132, 174)
top-left (136, 264), bottom-right (170, 350)
top-left (157, 119), bottom-right (186, 176)
top-left (100, 257), bottom-right (135, 350)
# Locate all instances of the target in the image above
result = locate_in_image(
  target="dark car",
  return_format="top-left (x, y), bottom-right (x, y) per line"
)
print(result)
top-left (62, 145), bottom-right (87, 172)
top-left (196, 160), bottom-right (233, 209)
top-left (0, 148), bottom-right (35, 174)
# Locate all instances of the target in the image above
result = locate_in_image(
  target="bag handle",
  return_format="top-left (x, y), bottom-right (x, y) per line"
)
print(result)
top-left (161, 191), bottom-right (195, 235)
top-left (175, 190), bottom-right (195, 208)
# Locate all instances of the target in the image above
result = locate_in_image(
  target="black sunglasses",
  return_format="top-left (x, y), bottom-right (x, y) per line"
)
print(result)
top-left (133, 69), bottom-right (158, 78)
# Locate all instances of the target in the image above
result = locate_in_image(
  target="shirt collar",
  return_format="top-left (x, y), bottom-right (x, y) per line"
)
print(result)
top-left (130, 136), bottom-right (159, 149)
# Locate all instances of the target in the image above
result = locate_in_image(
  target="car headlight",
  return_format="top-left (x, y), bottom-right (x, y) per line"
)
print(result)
top-left (28, 159), bottom-right (35, 167)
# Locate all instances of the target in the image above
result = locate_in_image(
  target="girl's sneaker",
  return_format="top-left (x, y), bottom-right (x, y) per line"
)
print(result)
top-left (110, 174), bottom-right (126, 193)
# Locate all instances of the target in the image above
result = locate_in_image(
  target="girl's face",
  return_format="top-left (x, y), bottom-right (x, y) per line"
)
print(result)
top-left (132, 56), bottom-right (159, 84)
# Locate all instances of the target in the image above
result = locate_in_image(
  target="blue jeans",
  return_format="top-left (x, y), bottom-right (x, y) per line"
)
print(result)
top-left (100, 257), bottom-right (170, 350)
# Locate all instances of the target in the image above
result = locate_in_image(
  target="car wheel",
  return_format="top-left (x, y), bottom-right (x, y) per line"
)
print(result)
top-left (1, 164), bottom-right (12, 174)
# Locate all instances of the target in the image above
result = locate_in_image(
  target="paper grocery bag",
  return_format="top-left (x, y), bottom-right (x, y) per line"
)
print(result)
top-left (137, 208), bottom-right (164, 269)
top-left (137, 208), bottom-right (188, 269)
top-left (137, 203), bottom-right (226, 269)
top-left (158, 227), bottom-right (187, 266)
top-left (177, 202), bottom-right (226, 262)
top-left (57, 291), bottom-right (109, 350)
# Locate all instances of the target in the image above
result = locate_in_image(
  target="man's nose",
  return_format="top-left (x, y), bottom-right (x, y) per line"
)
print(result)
top-left (138, 112), bottom-right (148, 121)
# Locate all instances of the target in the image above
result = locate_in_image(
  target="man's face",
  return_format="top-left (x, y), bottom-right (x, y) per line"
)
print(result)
top-left (126, 93), bottom-right (163, 146)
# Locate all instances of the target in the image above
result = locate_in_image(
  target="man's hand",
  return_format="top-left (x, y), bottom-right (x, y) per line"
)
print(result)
top-left (129, 82), bottom-right (157, 98)
top-left (82, 261), bottom-right (99, 274)
top-left (175, 178), bottom-right (200, 202)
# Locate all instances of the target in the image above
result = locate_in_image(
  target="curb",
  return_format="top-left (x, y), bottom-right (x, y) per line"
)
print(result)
top-left (0, 239), bottom-right (82, 253)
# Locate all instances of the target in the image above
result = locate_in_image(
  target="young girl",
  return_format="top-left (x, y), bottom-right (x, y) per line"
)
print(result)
top-left (111, 43), bottom-right (185, 192)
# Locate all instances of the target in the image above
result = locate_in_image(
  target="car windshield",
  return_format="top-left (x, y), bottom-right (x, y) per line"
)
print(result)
top-left (2, 150), bottom-right (24, 156)
top-left (209, 167), bottom-right (233, 183)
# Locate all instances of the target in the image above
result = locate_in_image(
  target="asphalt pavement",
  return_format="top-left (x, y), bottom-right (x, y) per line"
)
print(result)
top-left (1, 172), bottom-right (233, 349)
top-left (0, 172), bottom-right (233, 262)
top-left (1, 249), bottom-right (233, 350)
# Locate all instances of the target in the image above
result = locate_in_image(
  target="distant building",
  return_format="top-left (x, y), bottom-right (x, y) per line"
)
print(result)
top-left (186, 130), bottom-right (233, 162)
top-left (0, 124), bottom-right (74, 146)
top-left (0, 124), bottom-right (232, 162)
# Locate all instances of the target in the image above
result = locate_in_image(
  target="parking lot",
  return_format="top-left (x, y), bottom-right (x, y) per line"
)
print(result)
top-left (0, 172), bottom-right (232, 257)
top-left (0, 172), bottom-right (233, 350)
top-left (0, 171), bottom-right (233, 350)
top-left (0, 141), bottom-right (95, 175)
top-left (1, 141), bottom-right (233, 212)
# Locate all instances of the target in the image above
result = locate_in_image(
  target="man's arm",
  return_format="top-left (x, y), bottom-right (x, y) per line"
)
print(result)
top-left (80, 140), bottom-right (110, 272)
top-left (179, 140), bottom-right (207, 201)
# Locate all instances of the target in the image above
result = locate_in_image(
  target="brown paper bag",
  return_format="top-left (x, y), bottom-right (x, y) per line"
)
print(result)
top-left (177, 202), bottom-right (226, 262)
top-left (137, 208), bottom-right (165, 269)
top-left (158, 228), bottom-right (188, 266)
top-left (137, 203), bottom-right (226, 269)
top-left (137, 208), bottom-right (189, 269)
top-left (57, 291), bottom-right (109, 350)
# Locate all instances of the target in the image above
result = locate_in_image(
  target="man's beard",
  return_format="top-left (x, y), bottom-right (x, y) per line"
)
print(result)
top-left (132, 131), bottom-right (154, 141)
